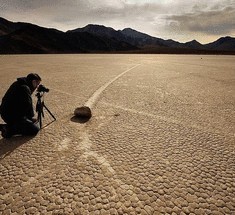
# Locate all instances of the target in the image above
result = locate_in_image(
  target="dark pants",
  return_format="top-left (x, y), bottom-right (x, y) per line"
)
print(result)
top-left (1, 116), bottom-right (39, 137)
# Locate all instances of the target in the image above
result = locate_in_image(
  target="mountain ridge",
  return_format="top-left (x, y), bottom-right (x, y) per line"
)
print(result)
top-left (0, 17), bottom-right (234, 54)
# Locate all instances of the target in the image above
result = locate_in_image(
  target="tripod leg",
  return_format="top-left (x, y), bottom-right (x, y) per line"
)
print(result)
top-left (38, 111), bottom-right (42, 129)
top-left (43, 104), bottom-right (56, 120)
top-left (36, 97), bottom-right (43, 129)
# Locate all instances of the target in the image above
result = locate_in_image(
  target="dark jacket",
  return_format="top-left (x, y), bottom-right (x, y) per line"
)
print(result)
top-left (0, 77), bottom-right (34, 123)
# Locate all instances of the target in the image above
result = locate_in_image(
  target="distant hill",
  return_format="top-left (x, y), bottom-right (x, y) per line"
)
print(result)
top-left (68, 25), bottom-right (235, 54)
top-left (0, 17), bottom-right (234, 54)
top-left (0, 18), bottom-right (137, 54)
top-left (67, 24), bottom-right (137, 52)
top-left (183, 40), bottom-right (205, 50)
top-left (205, 36), bottom-right (235, 51)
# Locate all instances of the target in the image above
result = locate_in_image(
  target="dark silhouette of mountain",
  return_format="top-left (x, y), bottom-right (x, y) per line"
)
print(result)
top-left (0, 17), bottom-right (234, 54)
top-left (204, 36), bottom-right (235, 51)
top-left (68, 24), bottom-right (137, 52)
top-left (184, 40), bottom-right (205, 50)
top-left (69, 24), bottom-right (124, 39)
top-left (0, 18), bottom-right (137, 54)
top-left (0, 17), bottom-right (30, 35)
top-left (73, 25), bottom-right (235, 53)
top-left (120, 28), bottom-right (168, 48)
top-left (72, 25), bottom-right (169, 48)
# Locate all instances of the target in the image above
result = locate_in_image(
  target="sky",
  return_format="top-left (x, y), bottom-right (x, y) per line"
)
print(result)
top-left (0, 0), bottom-right (234, 44)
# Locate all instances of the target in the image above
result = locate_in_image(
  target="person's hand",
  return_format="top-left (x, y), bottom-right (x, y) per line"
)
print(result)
top-left (31, 117), bottom-right (38, 123)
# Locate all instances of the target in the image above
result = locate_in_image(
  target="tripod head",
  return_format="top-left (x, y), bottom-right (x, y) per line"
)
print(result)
top-left (35, 85), bottom-right (56, 129)
top-left (35, 90), bottom-right (46, 113)
top-left (36, 91), bottom-right (44, 99)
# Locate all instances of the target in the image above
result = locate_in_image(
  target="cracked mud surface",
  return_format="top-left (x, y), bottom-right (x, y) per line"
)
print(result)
top-left (0, 55), bottom-right (234, 214)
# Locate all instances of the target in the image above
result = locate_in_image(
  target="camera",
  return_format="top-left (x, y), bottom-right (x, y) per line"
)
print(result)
top-left (37, 84), bottom-right (49, 93)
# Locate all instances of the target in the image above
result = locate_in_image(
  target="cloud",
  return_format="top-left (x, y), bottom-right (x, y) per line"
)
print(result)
top-left (165, 5), bottom-right (235, 36)
top-left (51, 1), bottom-right (166, 33)
top-left (0, 0), bottom-right (234, 43)
top-left (0, 0), bottom-right (91, 30)
top-left (0, 0), bottom-right (81, 10)
top-left (0, 0), bottom-right (165, 25)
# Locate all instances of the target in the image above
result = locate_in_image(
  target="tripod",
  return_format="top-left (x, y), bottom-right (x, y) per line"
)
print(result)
top-left (36, 92), bottom-right (56, 129)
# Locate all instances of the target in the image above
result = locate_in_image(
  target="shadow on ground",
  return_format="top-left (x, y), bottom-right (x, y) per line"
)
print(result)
top-left (0, 136), bottom-right (33, 160)
top-left (70, 115), bottom-right (91, 124)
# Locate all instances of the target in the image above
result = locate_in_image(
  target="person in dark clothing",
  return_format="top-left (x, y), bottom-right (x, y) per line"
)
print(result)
top-left (0, 73), bottom-right (41, 138)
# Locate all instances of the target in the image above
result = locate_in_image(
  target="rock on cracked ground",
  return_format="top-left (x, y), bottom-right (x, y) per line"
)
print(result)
top-left (0, 54), bottom-right (234, 214)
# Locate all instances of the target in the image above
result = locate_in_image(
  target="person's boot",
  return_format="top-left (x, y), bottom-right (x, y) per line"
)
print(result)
top-left (0, 124), bottom-right (12, 138)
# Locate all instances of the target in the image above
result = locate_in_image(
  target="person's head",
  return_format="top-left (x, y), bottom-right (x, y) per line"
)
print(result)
top-left (26, 73), bottom-right (41, 92)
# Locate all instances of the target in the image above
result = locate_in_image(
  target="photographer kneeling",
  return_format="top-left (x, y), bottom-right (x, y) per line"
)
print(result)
top-left (0, 73), bottom-right (41, 138)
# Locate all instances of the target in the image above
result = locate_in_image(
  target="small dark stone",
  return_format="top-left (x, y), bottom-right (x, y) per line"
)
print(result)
top-left (73, 106), bottom-right (92, 122)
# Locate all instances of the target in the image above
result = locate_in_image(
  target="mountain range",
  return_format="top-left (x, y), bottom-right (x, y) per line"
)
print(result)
top-left (0, 17), bottom-right (235, 54)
